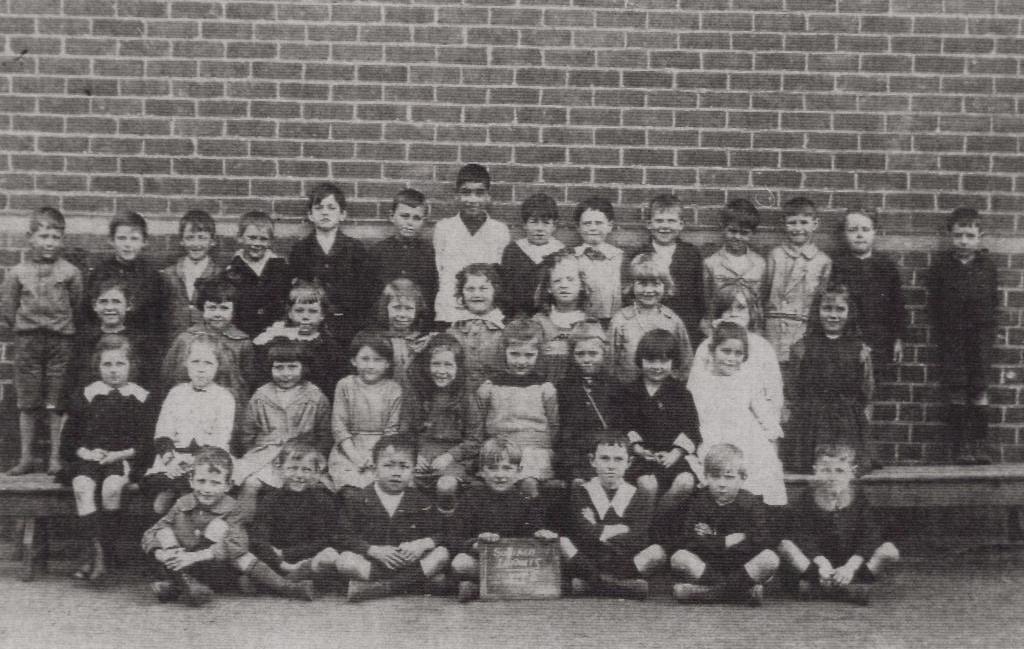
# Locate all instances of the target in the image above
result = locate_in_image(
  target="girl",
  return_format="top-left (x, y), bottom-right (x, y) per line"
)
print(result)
top-left (374, 278), bottom-right (431, 390)
top-left (401, 333), bottom-right (482, 509)
top-left (532, 249), bottom-right (590, 384)
top-left (254, 280), bottom-right (343, 401)
top-left (688, 284), bottom-right (783, 428)
top-left (778, 443), bottom-right (900, 604)
top-left (609, 253), bottom-right (692, 385)
top-left (143, 333), bottom-right (235, 514)
top-left (71, 279), bottom-right (155, 392)
top-left (475, 318), bottom-right (558, 498)
top-left (448, 263), bottom-right (506, 390)
top-left (688, 322), bottom-right (787, 506)
top-left (60, 334), bottom-right (154, 583)
top-left (788, 283), bottom-right (874, 473)
top-left (234, 339), bottom-right (332, 519)
top-left (327, 330), bottom-right (402, 491)
top-left (618, 329), bottom-right (700, 512)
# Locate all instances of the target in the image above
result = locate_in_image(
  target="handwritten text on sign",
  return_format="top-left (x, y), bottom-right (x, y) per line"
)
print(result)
top-left (479, 538), bottom-right (562, 601)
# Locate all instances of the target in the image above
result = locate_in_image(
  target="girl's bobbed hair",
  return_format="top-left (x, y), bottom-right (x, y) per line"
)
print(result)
top-left (710, 283), bottom-right (764, 332)
top-left (454, 263), bottom-right (503, 307)
top-left (710, 321), bottom-right (749, 361)
top-left (91, 333), bottom-right (138, 384)
top-left (374, 277), bottom-right (427, 331)
top-left (534, 249), bottom-right (590, 312)
top-left (807, 282), bottom-right (860, 338)
top-left (408, 333), bottom-right (466, 399)
top-left (627, 253), bottom-right (675, 297)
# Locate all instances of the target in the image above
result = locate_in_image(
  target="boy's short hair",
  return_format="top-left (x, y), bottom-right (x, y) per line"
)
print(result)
top-left (720, 198), bottom-right (760, 231)
top-left (813, 442), bottom-right (857, 466)
top-left (455, 163), bottom-right (491, 189)
top-left (306, 182), bottom-right (346, 213)
top-left (711, 284), bottom-right (764, 332)
top-left (92, 278), bottom-right (132, 307)
top-left (392, 188), bottom-right (426, 213)
top-left (455, 263), bottom-right (503, 304)
top-left (782, 196), bottom-right (816, 218)
top-left (634, 328), bottom-right (679, 367)
top-left (479, 436), bottom-right (523, 468)
top-left (371, 434), bottom-right (416, 464)
top-left (711, 321), bottom-right (749, 360)
top-left (195, 277), bottom-right (238, 307)
top-left (704, 443), bottom-right (746, 479)
top-left (192, 446), bottom-right (234, 480)
top-left (572, 196), bottom-right (615, 224)
top-left (502, 317), bottom-right (543, 347)
top-left (947, 206), bottom-right (981, 231)
top-left (648, 193), bottom-right (684, 217)
top-left (91, 333), bottom-right (137, 383)
top-left (237, 210), bottom-right (274, 238)
top-left (591, 429), bottom-right (630, 453)
top-left (520, 193), bottom-right (558, 224)
top-left (374, 278), bottom-right (426, 330)
top-left (29, 206), bottom-right (66, 233)
top-left (178, 209), bottom-right (216, 237)
top-left (349, 329), bottom-right (395, 367)
top-left (841, 207), bottom-right (878, 230)
top-left (568, 319), bottom-right (608, 348)
top-left (265, 337), bottom-right (311, 372)
top-left (108, 211), bottom-right (147, 239)
top-left (627, 253), bottom-right (675, 296)
top-left (274, 439), bottom-right (326, 473)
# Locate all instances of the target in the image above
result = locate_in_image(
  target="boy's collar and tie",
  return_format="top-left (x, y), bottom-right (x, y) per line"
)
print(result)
top-left (584, 477), bottom-right (636, 519)
top-left (574, 242), bottom-right (619, 261)
top-left (782, 242), bottom-right (821, 260)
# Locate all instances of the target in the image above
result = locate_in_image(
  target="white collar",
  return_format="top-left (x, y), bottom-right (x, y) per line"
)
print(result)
top-left (233, 249), bottom-right (280, 275)
top-left (374, 483), bottom-right (404, 517)
top-left (584, 478), bottom-right (636, 519)
top-left (516, 238), bottom-right (564, 265)
top-left (84, 381), bottom-right (149, 403)
top-left (452, 307), bottom-right (505, 329)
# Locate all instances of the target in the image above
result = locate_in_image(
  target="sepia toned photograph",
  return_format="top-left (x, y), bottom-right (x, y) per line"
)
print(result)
top-left (1, 0), bottom-right (1023, 647)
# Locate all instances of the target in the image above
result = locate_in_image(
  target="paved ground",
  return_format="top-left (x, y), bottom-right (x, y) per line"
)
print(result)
top-left (1, 549), bottom-right (1023, 649)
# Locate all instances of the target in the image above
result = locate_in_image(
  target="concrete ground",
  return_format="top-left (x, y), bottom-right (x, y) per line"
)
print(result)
top-left (1, 549), bottom-right (1023, 649)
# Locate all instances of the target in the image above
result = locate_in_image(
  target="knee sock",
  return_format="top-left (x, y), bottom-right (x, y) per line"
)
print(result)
top-left (567, 554), bottom-right (600, 583)
top-left (695, 565), bottom-right (723, 586)
top-left (78, 512), bottom-right (99, 543)
top-left (720, 567), bottom-right (758, 595)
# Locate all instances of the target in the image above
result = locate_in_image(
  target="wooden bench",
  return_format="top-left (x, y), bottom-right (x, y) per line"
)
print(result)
top-left (0, 474), bottom-right (149, 582)
top-left (5, 465), bottom-right (1024, 582)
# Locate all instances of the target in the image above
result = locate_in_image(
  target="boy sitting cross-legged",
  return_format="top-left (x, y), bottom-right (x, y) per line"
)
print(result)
top-left (310, 435), bottom-right (450, 602)
top-left (559, 431), bottom-right (667, 600)
top-left (450, 437), bottom-right (558, 602)
top-left (665, 443), bottom-right (779, 606)
top-left (141, 446), bottom-right (315, 607)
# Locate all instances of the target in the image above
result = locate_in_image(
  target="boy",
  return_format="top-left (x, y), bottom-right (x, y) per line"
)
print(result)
top-left (371, 188), bottom-right (438, 325)
top-left (290, 183), bottom-right (375, 347)
top-left (222, 211), bottom-right (292, 339)
top-left (161, 209), bottom-right (220, 338)
top-left (556, 322), bottom-right (623, 484)
top-left (433, 164), bottom-right (510, 325)
top-left (702, 198), bottom-right (766, 327)
top-left (141, 446), bottom-right (315, 606)
top-left (778, 443), bottom-right (900, 605)
top-left (501, 193), bottom-right (564, 317)
top-left (311, 435), bottom-right (450, 602)
top-left (764, 197), bottom-right (831, 363)
top-left (927, 207), bottom-right (999, 464)
top-left (0, 207), bottom-right (83, 475)
top-left (633, 194), bottom-right (705, 343)
top-left (665, 444), bottom-right (779, 605)
top-left (559, 431), bottom-right (667, 600)
top-left (450, 437), bottom-right (557, 602)
top-left (84, 210), bottom-right (169, 350)
top-left (572, 197), bottom-right (625, 326)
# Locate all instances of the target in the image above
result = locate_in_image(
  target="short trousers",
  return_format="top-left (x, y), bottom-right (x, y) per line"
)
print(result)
top-left (14, 331), bottom-right (73, 411)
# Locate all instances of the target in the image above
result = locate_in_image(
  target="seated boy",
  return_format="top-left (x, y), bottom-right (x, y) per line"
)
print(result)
top-left (559, 431), bottom-right (667, 600)
top-left (141, 446), bottom-right (315, 606)
top-left (450, 437), bottom-right (558, 602)
top-left (778, 443), bottom-right (899, 605)
top-left (665, 443), bottom-right (779, 605)
top-left (310, 435), bottom-right (450, 602)
top-left (248, 441), bottom-right (337, 579)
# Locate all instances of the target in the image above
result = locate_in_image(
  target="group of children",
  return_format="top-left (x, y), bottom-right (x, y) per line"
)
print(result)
top-left (0, 162), bottom-right (996, 606)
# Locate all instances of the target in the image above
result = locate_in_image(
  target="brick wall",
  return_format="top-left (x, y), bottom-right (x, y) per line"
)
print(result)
top-left (0, 0), bottom-right (1022, 464)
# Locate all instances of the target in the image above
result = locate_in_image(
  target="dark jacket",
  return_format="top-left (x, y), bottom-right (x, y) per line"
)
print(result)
top-left (221, 254), bottom-right (292, 338)
top-left (249, 486), bottom-right (338, 566)
top-left (452, 485), bottom-right (545, 554)
top-left (290, 232), bottom-right (375, 341)
top-left (333, 485), bottom-right (443, 554)
top-left (831, 250), bottom-right (907, 357)
top-left (634, 241), bottom-right (705, 343)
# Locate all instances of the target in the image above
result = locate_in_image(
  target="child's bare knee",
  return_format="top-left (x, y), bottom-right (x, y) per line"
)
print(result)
top-left (637, 475), bottom-right (659, 495)
top-left (558, 536), bottom-right (577, 559)
top-left (634, 544), bottom-right (666, 575)
top-left (101, 476), bottom-right (127, 509)
top-left (436, 475), bottom-right (458, 496)
top-left (751, 549), bottom-right (780, 576)
top-left (310, 548), bottom-right (340, 574)
top-left (777, 539), bottom-right (800, 560)
top-left (71, 475), bottom-right (95, 496)
top-left (670, 549), bottom-right (701, 575)
top-left (451, 553), bottom-right (478, 576)
top-left (876, 542), bottom-right (900, 563)
top-left (669, 472), bottom-right (694, 495)
top-left (242, 476), bottom-right (263, 492)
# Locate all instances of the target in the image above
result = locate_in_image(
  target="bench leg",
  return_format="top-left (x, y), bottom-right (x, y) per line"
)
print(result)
top-left (19, 517), bottom-right (49, 582)
top-left (1008, 507), bottom-right (1023, 543)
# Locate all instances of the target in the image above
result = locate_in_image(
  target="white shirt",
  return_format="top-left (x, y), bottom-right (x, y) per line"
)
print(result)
top-left (374, 483), bottom-right (404, 517)
top-left (433, 215), bottom-right (510, 323)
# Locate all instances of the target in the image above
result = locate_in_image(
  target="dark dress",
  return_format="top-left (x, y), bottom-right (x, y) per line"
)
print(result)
top-left (831, 250), bottom-right (907, 363)
top-left (555, 368), bottom-right (623, 482)
top-left (633, 242), bottom-right (705, 344)
top-left (617, 377), bottom-right (701, 487)
top-left (926, 249), bottom-right (999, 397)
top-left (788, 332), bottom-right (873, 473)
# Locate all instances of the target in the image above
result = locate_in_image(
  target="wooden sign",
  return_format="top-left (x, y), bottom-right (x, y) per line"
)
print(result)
top-left (479, 538), bottom-right (562, 601)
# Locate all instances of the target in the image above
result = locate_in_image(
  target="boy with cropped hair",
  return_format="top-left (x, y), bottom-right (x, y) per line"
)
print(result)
top-left (142, 446), bottom-right (316, 606)
top-left (501, 192), bottom-right (564, 317)
top-left (1, 207), bottom-right (84, 475)
top-left (702, 198), bottom-right (766, 329)
top-left (161, 209), bottom-right (220, 337)
top-left (371, 187), bottom-right (438, 324)
top-left (572, 197), bottom-right (625, 326)
top-left (223, 210), bottom-right (293, 339)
